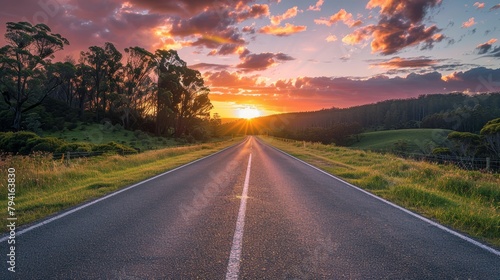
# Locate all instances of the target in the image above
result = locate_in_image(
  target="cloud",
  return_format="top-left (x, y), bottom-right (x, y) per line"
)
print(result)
top-left (272, 67), bottom-right (500, 109)
top-left (204, 70), bottom-right (264, 87)
top-left (236, 52), bottom-right (295, 71)
top-left (259, 23), bottom-right (307, 36)
top-left (234, 4), bottom-right (270, 22)
top-left (190, 63), bottom-right (231, 71)
top-left (315, 9), bottom-right (363, 28)
top-left (462, 17), bottom-right (476, 28)
top-left (370, 57), bottom-right (441, 69)
top-left (490, 4), bottom-right (500, 11)
top-left (126, 0), bottom-right (254, 17)
top-left (203, 67), bottom-right (500, 113)
top-left (308, 0), bottom-right (324, 12)
top-left (326, 35), bottom-right (338, 42)
top-left (270, 6), bottom-right (300, 25)
top-left (473, 2), bottom-right (485, 9)
top-left (345, 0), bottom-right (444, 55)
top-left (476, 38), bottom-right (498, 54)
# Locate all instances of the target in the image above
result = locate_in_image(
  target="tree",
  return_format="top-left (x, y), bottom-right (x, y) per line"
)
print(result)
top-left (79, 42), bottom-right (122, 121)
top-left (175, 67), bottom-right (213, 137)
top-left (47, 61), bottom-right (77, 107)
top-left (119, 47), bottom-right (156, 129)
top-left (480, 118), bottom-right (500, 158)
top-left (447, 131), bottom-right (483, 158)
top-left (0, 21), bottom-right (69, 131)
top-left (155, 49), bottom-right (186, 136)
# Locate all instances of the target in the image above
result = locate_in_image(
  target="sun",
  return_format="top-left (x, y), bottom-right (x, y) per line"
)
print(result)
top-left (238, 107), bottom-right (261, 119)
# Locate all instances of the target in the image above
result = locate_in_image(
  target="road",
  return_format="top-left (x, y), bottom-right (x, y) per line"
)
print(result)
top-left (1, 136), bottom-right (499, 279)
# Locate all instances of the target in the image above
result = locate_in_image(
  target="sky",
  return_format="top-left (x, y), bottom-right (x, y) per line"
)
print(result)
top-left (1, 0), bottom-right (500, 118)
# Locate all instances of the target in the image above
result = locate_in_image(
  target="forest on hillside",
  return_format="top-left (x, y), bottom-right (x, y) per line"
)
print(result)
top-left (0, 22), bottom-right (217, 140)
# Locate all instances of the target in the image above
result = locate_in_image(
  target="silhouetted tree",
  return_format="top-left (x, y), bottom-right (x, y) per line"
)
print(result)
top-left (0, 21), bottom-right (69, 131)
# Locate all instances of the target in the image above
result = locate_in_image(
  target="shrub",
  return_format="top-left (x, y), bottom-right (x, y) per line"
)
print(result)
top-left (66, 122), bottom-right (78, 131)
top-left (0, 131), bottom-right (40, 154)
top-left (56, 142), bottom-right (93, 153)
top-left (432, 147), bottom-right (451, 155)
top-left (93, 142), bottom-right (137, 154)
top-left (29, 137), bottom-right (66, 153)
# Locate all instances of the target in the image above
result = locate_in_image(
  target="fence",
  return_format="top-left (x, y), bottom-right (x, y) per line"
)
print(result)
top-left (52, 150), bottom-right (138, 160)
top-left (270, 136), bottom-right (500, 172)
top-left (396, 153), bottom-right (500, 172)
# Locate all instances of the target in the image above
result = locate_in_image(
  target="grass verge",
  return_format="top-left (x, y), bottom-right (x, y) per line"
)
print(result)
top-left (260, 136), bottom-right (500, 247)
top-left (0, 138), bottom-right (243, 232)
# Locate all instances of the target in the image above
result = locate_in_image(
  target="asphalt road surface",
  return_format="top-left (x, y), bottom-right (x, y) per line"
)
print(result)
top-left (1, 136), bottom-right (499, 279)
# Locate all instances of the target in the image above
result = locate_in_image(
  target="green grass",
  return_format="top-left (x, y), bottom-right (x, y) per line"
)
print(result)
top-left (0, 138), bottom-right (243, 231)
top-left (350, 128), bottom-right (452, 153)
top-left (261, 136), bottom-right (500, 247)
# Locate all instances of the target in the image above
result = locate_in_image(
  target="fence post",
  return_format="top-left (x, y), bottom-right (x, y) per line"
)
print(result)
top-left (486, 157), bottom-right (490, 171)
top-left (66, 151), bottom-right (71, 165)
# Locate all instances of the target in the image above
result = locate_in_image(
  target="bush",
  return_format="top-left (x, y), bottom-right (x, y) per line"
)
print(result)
top-left (432, 147), bottom-right (451, 155)
top-left (28, 137), bottom-right (66, 153)
top-left (0, 131), bottom-right (40, 154)
top-left (56, 142), bottom-right (93, 153)
top-left (93, 142), bottom-right (137, 154)
top-left (191, 127), bottom-right (210, 141)
top-left (66, 122), bottom-right (78, 131)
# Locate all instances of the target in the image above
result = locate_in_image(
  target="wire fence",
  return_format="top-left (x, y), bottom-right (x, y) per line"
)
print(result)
top-left (52, 150), bottom-right (138, 160)
top-left (395, 153), bottom-right (500, 172)
top-left (269, 136), bottom-right (500, 172)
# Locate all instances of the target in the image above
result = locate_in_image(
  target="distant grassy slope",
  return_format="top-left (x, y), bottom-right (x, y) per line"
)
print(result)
top-left (350, 129), bottom-right (452, 153)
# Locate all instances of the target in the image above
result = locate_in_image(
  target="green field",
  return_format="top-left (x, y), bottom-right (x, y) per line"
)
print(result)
top-left (349, 129), bottom-right (453, 153)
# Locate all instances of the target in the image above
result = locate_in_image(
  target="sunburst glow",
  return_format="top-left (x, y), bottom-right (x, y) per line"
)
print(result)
top-left (238, 107), bottom-right (261, 119)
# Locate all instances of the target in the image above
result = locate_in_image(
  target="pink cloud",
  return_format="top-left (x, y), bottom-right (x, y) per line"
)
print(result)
top-left (462, 17), bottom-right (476, 28)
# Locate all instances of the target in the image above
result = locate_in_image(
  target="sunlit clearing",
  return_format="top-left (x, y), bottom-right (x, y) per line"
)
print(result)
top-left (238, 107), bottom-right (261, 119)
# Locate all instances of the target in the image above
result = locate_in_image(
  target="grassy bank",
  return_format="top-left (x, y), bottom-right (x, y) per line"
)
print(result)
top-left (349, 128), bottom-right (452, 153)
top-left (261, 136), bottom-right (500, 247)
top-left (0, 138), bottom-right (243, 231)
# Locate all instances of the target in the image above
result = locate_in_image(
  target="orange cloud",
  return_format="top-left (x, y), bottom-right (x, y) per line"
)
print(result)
top-left (342, 25), bottom-right (374, 45)
top-left (259, 23), bottom-right (307, 37)
top-left (315, 9), bottom-right (363, 28)
top-left (462, 17), bottom-right (476, 28)
top-left (308, 0), bottom-right (324, 11)
top-left (270, 6), bottom-right (300, 25)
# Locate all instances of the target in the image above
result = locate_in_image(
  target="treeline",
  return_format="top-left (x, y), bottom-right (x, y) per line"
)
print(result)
top-left (222, 92), bottom-right (500, 146)
top-left (268, 93), bottom-right (500, 133)
top-left (0, 22), bottom-right (217, 140)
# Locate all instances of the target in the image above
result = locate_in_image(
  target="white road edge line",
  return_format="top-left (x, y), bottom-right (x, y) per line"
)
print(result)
top-left (261, 138), bottom-right (500, 257)
top-left (226, 153), bottom-right (252, 280)
top-left (0, 139), bottom-right (248, 243)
